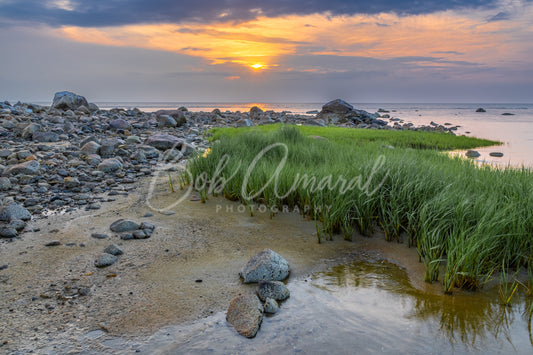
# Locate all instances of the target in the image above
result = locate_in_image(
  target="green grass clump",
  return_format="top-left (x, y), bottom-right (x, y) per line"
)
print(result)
top-left (209, 124), bottom-right (498, 150)
top-left (186, 125), bottom-right (532, 294)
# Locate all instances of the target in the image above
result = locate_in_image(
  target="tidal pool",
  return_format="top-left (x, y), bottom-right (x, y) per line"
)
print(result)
top-left (127, 258), bottom-right (532, 354)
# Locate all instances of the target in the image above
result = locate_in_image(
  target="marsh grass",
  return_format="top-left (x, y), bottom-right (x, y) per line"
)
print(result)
top-left (186, 125), bottom-right (533, 294)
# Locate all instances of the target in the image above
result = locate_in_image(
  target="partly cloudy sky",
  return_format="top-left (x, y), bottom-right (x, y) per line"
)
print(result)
top-left (0, 0), bottom-right (532, 102)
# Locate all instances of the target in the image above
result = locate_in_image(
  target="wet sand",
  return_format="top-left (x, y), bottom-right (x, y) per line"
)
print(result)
top-left (1, 170), bottom-right (435, 353)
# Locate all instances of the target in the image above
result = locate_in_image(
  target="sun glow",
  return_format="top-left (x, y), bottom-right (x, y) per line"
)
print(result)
top-left (56, 5), bottom-right (533, 76)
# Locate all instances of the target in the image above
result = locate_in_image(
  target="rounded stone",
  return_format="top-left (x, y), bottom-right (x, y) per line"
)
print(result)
top-left (256, 280), bottom-right (290, 302)
top-left (110, 219), bottom-right (139, 232)
top-left (240, 249), bottom-right (290, 283)
top-left (0, 203), bottom-right (31, 222)
top-left (226, 294), bottom-right (263, 338)
top-left (97, 158), bottom-right (123, 173)
top-left (94, 254), bottom-right (118, 268)
top-left (263, 298), bottom-right (279, 314)
top-left (104, 244), bottom-right (123, 256)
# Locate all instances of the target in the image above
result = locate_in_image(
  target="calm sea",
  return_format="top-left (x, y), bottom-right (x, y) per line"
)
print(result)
top-left (93, 102), bottom-right (533, 168)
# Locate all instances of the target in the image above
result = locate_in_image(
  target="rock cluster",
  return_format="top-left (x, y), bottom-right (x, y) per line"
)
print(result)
top-left (227, 249), bottom-right (291, 338)
top-left (0, 92), bottom-right (206, 238)
top-left (0, 93), bottom-right (459, 239)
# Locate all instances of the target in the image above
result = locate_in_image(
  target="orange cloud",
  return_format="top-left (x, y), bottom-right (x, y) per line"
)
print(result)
top-left (56, 5), bottom-right (533, 73)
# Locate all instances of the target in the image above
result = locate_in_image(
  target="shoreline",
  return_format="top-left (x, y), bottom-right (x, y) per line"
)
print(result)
top-left (0, 171), bottom-right (438, 353)
top-left (0, 92), bottom-right (522, 352)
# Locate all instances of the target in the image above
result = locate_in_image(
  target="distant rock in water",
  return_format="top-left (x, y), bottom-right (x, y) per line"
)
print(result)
top-left (317, 98), bottom-right (381, 126)
top-left (476, 108), bottom-right (486, 112)
top-left (51, 91), bottom-right (89, 111)
top-left (489, 152), bottom-right (504, 157)
top-left (501, 113), bottom-right (515, 116)
top-left (321, 99), bottom-right (353, 114)
top-left (249, 106), bottom-right (264, 119)
top-left (466, 150), bottom-right (481, 158)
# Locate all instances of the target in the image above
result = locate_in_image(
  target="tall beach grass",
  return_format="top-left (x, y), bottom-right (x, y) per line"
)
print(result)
top-left (185, 125), bottom-right (532, 296)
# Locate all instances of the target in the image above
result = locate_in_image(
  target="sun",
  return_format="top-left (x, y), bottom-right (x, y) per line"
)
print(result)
top-left (251, 63), bottom-right (264, 70)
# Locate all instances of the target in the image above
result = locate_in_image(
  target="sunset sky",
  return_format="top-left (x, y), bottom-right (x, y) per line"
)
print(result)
top-left (0, 0), bottom-right (532, 103)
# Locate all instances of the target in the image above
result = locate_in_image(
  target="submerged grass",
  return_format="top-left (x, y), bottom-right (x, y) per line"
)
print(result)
top-left (186, 125), bottom-right (532, 294)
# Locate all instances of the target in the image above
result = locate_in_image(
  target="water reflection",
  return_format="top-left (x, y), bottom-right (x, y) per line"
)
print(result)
top-left (315, 260), bottom-right (532, 351)
top-left (111, 258), bottom-right (533, 354)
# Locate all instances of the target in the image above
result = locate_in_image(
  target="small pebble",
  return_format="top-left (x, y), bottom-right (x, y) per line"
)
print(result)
top-left (104, 244), bottom-right (123, 256)
top-left (91, 233), bottom-right (109, 240)
top-left (44, 241), bottom-right (61, 247)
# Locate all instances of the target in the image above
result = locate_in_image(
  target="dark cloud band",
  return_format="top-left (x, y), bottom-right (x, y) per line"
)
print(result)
top-left (0, 0), bottom-right (502, 27)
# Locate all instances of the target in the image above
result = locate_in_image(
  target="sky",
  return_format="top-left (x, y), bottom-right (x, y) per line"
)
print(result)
top-left (0, 0), bottom-right (532, 103)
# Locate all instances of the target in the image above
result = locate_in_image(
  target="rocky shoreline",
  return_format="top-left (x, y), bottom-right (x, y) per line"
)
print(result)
top-left (0, 92), bottom-right (461, 352)
top-left (0, 93), bottom-right (461, 239)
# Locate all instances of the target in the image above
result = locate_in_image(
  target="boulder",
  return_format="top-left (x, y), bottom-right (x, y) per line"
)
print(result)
top-left (145, 134), bottom-right (183, 150)
top-left (88, 103), bottom-right (100, 112)
top-left (154, 110), bottom-right (187, 126)
top-left (321, 99), bottom-right (353, 114)
top-left (489, 152), bottom-right (504, 157)
top-left (32, 132), bottom-right (59, 143)
top-left (52, 91), bottom-right (89, 111)
top-left (81, 141), bottom-right (101, 155)
top-left (3, 160), bottom-right (40, 176)
top-left (64, 176), bottom-right (80, 189)
top-left (226, 294), bottom-right (263, 338)
top-left (110, 219), bottom-right (140, 232)
top-left (466, 150), bottom-right (481, 158)
top-left (97, 158), bottom-right (123, 173)
top-left (240, 249), bottom-right (290, 283)
top-left (21, 123), bottom-right (41, 139)
top-left (0, 177), bottom-right (11, 191)
top-left (109, 118), bottom-right (131, 130)
top-left (476, 108), bottom-right (486, 113)
top-left (156, 115), bottom-right (177, 128)
top-left (99, 138), bottom-right (122, 158)
top-left (256, 280), bottom-right (290, 302)
top-left (0, 203), bottom-right (31, 222)
top-left (0, 227), bottom-right (18, 238)
top-left (249, 106), bottom-right (263, 119)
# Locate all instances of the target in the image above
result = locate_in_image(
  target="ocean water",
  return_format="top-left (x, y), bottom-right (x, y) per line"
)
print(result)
top-left (97, 102), bottom-right (533, 168)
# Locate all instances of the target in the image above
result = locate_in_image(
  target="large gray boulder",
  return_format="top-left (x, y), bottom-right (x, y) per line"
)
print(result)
top-left (51, 91), bottom-right (89, 111)
top-left (240, 249), bottom-right (290, 283)
top-left (156, 115), bottom-right (178, 128)
top-left (21, 123), bottom-right (41, 139)
top-left (32, 132), bottom-right (59, 143)
top-left (154, 110), bottom-right (187, 126)
top-left (226, 293), bottom-right (263, 338)
top-left (321, 99), bottom-right (353, 114)
top-left (145, 133), bottom-right (183, 150)
top-left (0, 203), bottom-right (31, 222)
top-left (109, 118), bottom-right (131, 130)
top-left (80, 141), bottom-right (101, 155)
top-left (110, 219), bottom-right (140, 232)
top-left (3, 160), bottom-right (40, 176)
